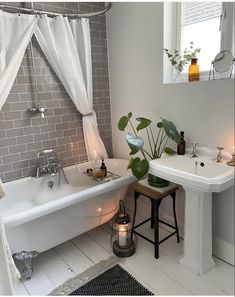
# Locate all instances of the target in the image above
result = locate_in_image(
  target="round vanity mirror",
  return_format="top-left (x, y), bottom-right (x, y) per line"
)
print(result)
top-left (209, 50), bottom-right (234, 79)
top-left (213, 50), bottom-right (234, 73)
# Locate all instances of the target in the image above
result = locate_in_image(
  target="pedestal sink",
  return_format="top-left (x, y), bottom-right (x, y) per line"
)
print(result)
top-left (149, 153), bottom-right (234, 275)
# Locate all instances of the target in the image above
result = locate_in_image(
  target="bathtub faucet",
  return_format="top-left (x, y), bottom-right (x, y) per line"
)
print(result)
top-left (36, 149), bottom-right (59, 177)
top-left (35, 149), bottom-right (69, 183)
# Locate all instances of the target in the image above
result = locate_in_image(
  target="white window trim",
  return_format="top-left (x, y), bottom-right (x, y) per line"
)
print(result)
top-left (163, 2), bottom-right (234, 84)
top-left (221, 2), bottom-right (234, 55)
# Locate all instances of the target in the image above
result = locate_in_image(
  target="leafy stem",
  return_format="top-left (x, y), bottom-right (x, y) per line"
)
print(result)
top-left (159, 137), bottom-right (169, 157)
top-left (146, 126), bottom-right (154, 158)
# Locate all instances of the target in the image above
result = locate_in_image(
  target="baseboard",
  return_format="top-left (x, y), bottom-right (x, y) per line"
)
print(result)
top-left (212, 236), bottom-right (234, 266)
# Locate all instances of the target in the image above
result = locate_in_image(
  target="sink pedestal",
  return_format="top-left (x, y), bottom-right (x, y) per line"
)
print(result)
top-left (179, 187), bottom-right (215, 275)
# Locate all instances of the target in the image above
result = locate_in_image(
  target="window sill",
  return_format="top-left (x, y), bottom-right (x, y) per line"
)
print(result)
top-left (164, 71), bottom-right (234, 85)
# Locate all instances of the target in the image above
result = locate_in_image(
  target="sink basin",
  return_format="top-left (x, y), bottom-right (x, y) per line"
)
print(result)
top-left (149, 153), bottom-right (234, 275)
top-left (149, 155), bottom-right (234, 192)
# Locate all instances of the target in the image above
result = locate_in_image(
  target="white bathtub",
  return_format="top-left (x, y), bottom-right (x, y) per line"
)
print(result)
top-left (0, 159), bottom-right (136, 254)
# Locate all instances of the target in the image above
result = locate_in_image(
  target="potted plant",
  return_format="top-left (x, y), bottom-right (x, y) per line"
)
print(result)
top-left (118, 113), bottom-right (181, 187)
top-left (164, 41), bottom-right (201, 82)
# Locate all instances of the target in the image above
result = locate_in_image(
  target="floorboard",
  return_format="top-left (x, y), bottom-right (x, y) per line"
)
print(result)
top-left (14, 223), bottom-right (234, 296)
top-left (54, 240), bottom-right (94, 274)
top-left (72, 233), bottom-right (110, 264)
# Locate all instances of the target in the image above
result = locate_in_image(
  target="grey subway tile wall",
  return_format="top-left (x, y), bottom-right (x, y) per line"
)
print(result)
top-left (0, 2), bottom-right (112, 182)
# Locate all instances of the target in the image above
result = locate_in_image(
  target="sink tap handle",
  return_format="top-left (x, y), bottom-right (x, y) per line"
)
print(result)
top-left (216, 146), bottom-right (224, 152)
top-left (214, 146), bottom-right (224, 162)
top-left (191, 142), bottom-right (199, 158)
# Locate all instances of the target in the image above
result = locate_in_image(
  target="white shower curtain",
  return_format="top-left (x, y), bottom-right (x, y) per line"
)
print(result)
top-left (0, 10), bottom-right (38, 110)
top-left (34, 16), bottom-right (108, 161)
top-left (0, 220), bottom-right (21, 295)
top-left (0, 11), bottom-right (38, 295)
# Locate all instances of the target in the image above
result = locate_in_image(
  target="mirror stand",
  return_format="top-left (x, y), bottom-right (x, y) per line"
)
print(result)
top-left (209, 50), bottom-right (234, 80)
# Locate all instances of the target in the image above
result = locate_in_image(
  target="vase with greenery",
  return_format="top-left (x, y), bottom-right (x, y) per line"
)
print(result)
top-left (118, 113), bottom-right (181, 187)
top-left (164, 42), bottom-right (201, 82)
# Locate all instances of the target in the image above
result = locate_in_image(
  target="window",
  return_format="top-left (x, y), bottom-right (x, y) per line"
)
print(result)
top-left (164, 2), bottom-right (234, 83)
top-left (181, 2), bottom-right (222, 72)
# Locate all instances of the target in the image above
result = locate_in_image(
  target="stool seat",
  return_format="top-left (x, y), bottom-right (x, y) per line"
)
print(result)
top-left (133, 179), bottom-right (179, 200)
top-left (131, 178), bottom-right (180, 259)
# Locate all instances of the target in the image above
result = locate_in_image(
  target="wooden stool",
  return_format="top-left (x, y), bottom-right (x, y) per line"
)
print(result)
top-left (131, 179), bottom-right (180, 259)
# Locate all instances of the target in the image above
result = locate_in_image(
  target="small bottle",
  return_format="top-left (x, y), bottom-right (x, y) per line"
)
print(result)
top-left (100, 159), bottom-right (107, 177)
top-left (188, 58), bottom-right (200, 81)
top-left (177, 131), bottom-right (186, 155)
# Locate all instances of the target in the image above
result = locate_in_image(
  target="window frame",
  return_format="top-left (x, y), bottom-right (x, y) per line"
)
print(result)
top-left (163, 2), bottom-right (234, 83)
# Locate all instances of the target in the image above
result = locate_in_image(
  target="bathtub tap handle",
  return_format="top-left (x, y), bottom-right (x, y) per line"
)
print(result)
top-left (36, 166), bottom-right (40, 178)
top-left (50, 162), bottom-right (59, 176)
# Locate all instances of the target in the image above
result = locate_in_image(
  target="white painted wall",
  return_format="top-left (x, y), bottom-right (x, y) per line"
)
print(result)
top-left (106, 2), bottom-right (234, 264)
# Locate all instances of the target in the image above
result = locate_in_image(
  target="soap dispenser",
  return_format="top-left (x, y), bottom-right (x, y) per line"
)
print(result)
top-left (177, 131), bottom-right (186, 155)
top-left (100, 159), bottom-right (107, 177)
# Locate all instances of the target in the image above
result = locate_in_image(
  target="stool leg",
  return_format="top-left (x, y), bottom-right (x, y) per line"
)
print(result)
top-left (171, 192), bottom-right (180, 243)
top-left (151, 199), bottom-right (154, 229)
top-left (154, 200), bottom-right (161, 259)
top-left (131, 191), bottom-right (140, 240)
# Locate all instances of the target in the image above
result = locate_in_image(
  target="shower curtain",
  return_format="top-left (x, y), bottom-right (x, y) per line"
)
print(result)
top-left (0, 10), bottom-right (38, 110)
top-left (0, 221), bottom-right (21, 295)
top-left (0, 11), bottom-right (38, 295)
top-left (34, 16), bottom-right (108, 161)
top-left (0, 12), bottom-right (108, 295)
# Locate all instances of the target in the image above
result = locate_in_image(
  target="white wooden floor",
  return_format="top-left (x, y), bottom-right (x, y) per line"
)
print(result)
top-left (14, 221), bottom-right (234, 296)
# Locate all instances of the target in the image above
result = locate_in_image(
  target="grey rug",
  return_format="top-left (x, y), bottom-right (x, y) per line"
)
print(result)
top-left (49, 257), bottom-right (154, 296)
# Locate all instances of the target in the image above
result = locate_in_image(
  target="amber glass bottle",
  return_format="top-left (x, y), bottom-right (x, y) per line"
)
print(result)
top-left (188, 58), bottom-right (200, 81)
top-left (177, 131), bottom-right (186, 155)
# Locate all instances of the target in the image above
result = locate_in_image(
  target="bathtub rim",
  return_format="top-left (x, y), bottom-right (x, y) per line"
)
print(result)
top-left (2, 159), bottom-right (136, 227)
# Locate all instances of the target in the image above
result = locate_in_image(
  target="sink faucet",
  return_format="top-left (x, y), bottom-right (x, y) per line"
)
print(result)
top-left (191, 142), bottom-right (198, 158)
top-left (213, 146), bottom-right (224, 163)
top-left (35, 149), bottom-right (69, 183)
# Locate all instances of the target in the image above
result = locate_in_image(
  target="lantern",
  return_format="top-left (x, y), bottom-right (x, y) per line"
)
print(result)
top-left (111, 200), bottom-right (136, 257)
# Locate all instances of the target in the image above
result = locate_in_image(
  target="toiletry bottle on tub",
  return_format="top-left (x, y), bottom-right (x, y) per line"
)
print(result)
top-left (100, 159), bottom-right (107, 177)
top-left (177, 131), bottom-right (186, 155)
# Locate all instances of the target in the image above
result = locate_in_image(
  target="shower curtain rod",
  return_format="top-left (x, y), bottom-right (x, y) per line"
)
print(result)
top-left (0, 2), bottom-right (112, 19)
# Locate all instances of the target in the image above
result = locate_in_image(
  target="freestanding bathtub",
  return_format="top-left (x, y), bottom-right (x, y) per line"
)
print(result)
top-left (0, 159), bottom-right (136, 255)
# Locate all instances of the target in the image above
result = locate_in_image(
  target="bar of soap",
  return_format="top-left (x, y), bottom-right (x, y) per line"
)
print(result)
top-left (93, 169), bottom-right (104, 179)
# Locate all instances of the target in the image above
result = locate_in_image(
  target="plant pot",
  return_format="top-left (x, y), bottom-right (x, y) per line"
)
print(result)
top-left (148, 173), bottom-right (169, 188)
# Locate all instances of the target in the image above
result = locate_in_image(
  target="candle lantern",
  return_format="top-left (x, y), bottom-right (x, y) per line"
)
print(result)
top-left (111, 200), bottom-right (136, 257)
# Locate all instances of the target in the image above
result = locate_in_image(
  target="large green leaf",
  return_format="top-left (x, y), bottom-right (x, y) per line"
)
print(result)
top-left (161, 119), bottom-right (181, 144)
top-left (126, 133), bottom-right (144, 155)
top-left (136, 117), bottom-right (152, 131)
top-left (164, 147), bottom-right (176, 155)
top-left (118, 116), bottom-right (129, 131)
top-left (131, 157), bottom-right (149, 179)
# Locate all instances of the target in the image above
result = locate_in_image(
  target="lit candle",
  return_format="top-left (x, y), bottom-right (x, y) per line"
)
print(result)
top-left (118, 224), bottom-right (127, 247)
top-left (233, 146), bottom-right (235, 155)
